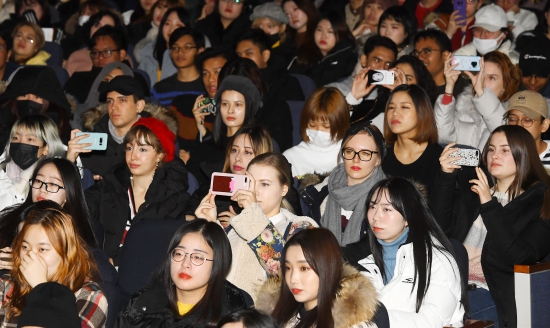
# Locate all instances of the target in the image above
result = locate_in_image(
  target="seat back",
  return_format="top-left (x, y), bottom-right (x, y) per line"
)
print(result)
top-left (43, 41), bottom-right (63, 66)
top-left (117, 219), bottom-right (187, 296)
top-left (290, 74), bottom-right (316, 99)
top-left (515, 263), bottom-right (550, 328)
top-left (287, 100), bottom-right (305, 146)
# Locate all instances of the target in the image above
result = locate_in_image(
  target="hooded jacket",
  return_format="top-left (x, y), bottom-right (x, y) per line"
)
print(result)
top-left (255, 264), bottom-right (387, 328)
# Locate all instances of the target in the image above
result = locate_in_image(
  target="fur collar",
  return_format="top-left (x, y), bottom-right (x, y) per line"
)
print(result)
top-left (81, 102), bottom-right (178, 135)
top-left (256, 264), bottom-right (379, 328)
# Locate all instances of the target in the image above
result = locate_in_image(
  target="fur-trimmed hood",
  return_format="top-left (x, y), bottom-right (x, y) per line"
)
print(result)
top-left (81, 102), bottom-right (178, 135)
top-left (255, 264), bottom-right (379, 328)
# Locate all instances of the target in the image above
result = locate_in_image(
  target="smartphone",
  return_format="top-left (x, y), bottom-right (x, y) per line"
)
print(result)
top-left (76, 132), bottom-right (108, 150)
top-left (210, 172), bottom-right (249, 196)
top-left (453, 0), bottom-right (467, 22)
top-left (452, 56), bottom-right (481, 71)
top-left (198, 97), bottom-right (216, 114)
top-left (449, 148), bottom-right (480, 166)
top-left (367, 70), bottom-right (395, 85)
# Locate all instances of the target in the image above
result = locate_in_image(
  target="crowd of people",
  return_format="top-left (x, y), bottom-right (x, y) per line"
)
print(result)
top-left (0, 0), bottom-right (549, 327)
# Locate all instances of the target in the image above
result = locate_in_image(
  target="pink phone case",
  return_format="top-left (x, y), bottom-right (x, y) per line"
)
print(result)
top-left (210, 173), bottom-right (249, 196)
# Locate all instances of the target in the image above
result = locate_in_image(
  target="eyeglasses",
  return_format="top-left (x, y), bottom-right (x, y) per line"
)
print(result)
top-left (29, 179), bottom-right (65, 193)
top-left (506, 116), bottom-right (542, 128)
top-left (89, 49), bottom-right (120, 59)
top-left (169, 45), bottom-right (197, 54)
top-left (171, 248), bottom-right (213, 266)
top-left (342, 148), bottom-right (378, 162)
top-left (219, 0), bottom-right (243, 3)
top-left (411, 48), bottom-right (441, 57)
top-left (14, 34), bottom-right (35, 44)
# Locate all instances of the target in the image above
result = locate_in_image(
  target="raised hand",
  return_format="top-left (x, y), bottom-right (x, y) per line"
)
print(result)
top-left (350, 68), bottom-right (376, 101)
top-left (67, 129), bottom-right (92, 162)
top-left (231, 171), bottom-right (257, 210)
top-left (195, 191), bottom-right (218, 222)
top-left (439, 143), bottom-right (463, 173)
top-left (19, 250), bottom-right (48, 288)
top-left (469, 167), bottom-right (492, 204)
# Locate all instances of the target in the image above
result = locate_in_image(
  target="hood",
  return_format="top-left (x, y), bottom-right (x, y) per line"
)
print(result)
top-left (82, 102), bottom-right (178, 136)
top-left (255, 264), bottom-right (379, 328)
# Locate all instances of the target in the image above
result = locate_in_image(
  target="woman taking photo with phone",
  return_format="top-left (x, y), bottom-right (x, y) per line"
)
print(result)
top-left (431, 125), bottom-right (550, 327)
top-left (434, 51), bottom-right (522, 149)
top-left (195, 153), bottom-right (318, 299)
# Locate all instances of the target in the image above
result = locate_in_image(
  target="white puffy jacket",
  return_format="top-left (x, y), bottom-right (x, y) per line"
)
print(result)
top-left (358, 240), bottom-right (464, 328)
top-left (453, 39), bottom-right (519, 64)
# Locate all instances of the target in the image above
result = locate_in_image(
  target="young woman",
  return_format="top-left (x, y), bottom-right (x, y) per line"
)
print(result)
top-left (10, 21), bottom-right (48, 65)
top-left (282, 0), bottom-right (317, 50)
top-left (283, 87), bottom-right (351, 178)
top-left (288, 12), bottom-right (357, 87)
top-left (360, 177), bottom-right (465, 327)
top-left (217, 308), bottom-right (279, 328)
top-left (195, 153), bottom-right (318, 299)
top-left (250, 2), bottom-right (294, 65)
top-left (85, 117), bottom-right (190, 265)
top-left (0, 115), bottom-right (65, 211)
top-left (382, 84), bottom-right (442, 196)
top-left (0, 203), bottom-right (107, 326)
top-left (428, 0), bottom-right (482, 50)
top-left (256, 228), bottom-right (383, 328)
top-left (352, 0), bottom-right (398, 56)
top-left (302, 122), bottom-right (386, 246)
top-left (378, 6), bottom-right (417, 58)
top-left (115, 219), bottom-right (249, 326)
top-left (393, 55), bottom-right (439, 105)
top-left (435, 51), bottom-right (521, 150)
top-left (194, 0), bottom-right (251, 48)
top-left (431, 125), bottom-right (550, 327)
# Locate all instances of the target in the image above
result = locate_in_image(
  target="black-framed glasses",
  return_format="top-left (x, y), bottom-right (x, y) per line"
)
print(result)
top-left (29, 179), bottom-right (65, 193)
top-left (411, 48), bottom-right (441, 57)
top-left (506, 116), bottom-right (542, 128)
top-left (169, 45), bottom-right (197, 54)
top-left (342, 148), bottom-right (378, 162)
top-left (90, 49), bottom-right (120, 59)
top-left (171, 248), bottom-right (213, 266)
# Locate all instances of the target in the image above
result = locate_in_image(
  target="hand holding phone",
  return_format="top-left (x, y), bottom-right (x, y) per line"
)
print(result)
top-left (76, 132), bottom-right (108, 150)
top-left (451, 56), bottom-right (481, 72)
top-left (449, 148), bottom-right (480, 166)
top-left (210, 172), bottom-right (249, 196)
top-left (367, 70), bottom-right (395, 85)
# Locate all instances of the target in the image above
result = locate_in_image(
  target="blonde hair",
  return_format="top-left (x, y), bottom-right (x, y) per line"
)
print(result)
top-left (251, 17), bottom-right (287, 43)
top-left (11, 21), bottom-right (45, 64)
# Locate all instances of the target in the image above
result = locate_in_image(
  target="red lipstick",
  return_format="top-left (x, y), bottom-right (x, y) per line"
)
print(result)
top-left (351, 166), bottom-right (361, 171)
top-left (179, 273), bottom-right (191, 279)
top-left (233, 165), bottom-right (243, 171)
top-left (391, 119), bottom-right (400, 125)
top-left (373, 227), bottom-right (383, 233)
top-left (291, 288), bottom-right (302, 295)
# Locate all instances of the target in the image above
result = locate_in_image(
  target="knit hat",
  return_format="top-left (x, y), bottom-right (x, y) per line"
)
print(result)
top-left (506, 91), bottom-right (549, 119)
top-left (215, 75), bottom-right (262, 115)
top-left (17, 282), bottom-right (81, 328)
top-left (99, 75), bottom-right (145, 101)
top-left (470, 4), bottom-right (507, 32)
top-left (132, 117), bottom-right (176, 162)
top-left (342, 121), bottom-right (387, 160)
top-left (250, 2), bottom-right (289, 24)
top-left (519, 45), bottom-right (550, 77)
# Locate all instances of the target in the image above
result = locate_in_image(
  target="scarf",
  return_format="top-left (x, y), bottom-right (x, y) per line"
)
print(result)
top-left (108, 115), bottom-right (141, 144)
top-left (321, 164), bottom-right (386, 246)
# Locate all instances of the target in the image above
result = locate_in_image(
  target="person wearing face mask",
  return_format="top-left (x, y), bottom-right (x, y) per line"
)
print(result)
top-left (0, 115), bottom-right (65, 211)
top-left (454, 4), bottom-right (519, 64)
top-left (283, 88), bottom-right (351, 178)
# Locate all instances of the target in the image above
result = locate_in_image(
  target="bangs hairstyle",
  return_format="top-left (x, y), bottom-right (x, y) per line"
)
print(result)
top-left (168, 26), bottom-right (205, 49)
top-left (384, 84), bottom-right (438, 145)
top-left (378, 6), bottom-right (417, 49)
top-left (154, 219), bottom-right (231, 325)
top-left (272, 228), bottom-right (343, 328)
top-left (393, 55), bottom-right (438, 105)
top-left (222, 125), bottom-right (274, 173)
top-left (6, 202), bottom-right (100, 319)
top-left (359, 0), bottom-right (399, 23)
top-left (247, 153), bottom-right (294, 213)
top-left (282, 0), bottom-right (317, 40)
top-left (366, 177), bottom-right (466, 313)
top-left (300, 87), bottom-right (350, 143)
top-left (83, 10), bottom-right (124, 40)
top-left (251, 17), bottom-right (287, 43)
top-left (154, 7), bottom-right (192, 67)
top-left (12, 21), bottom-right (45, 59)
top-left (482, 51), bottom-right (522, 102)
top-left (481, 125), bottom-right (550, 219)
top-left (124, 125), bottom-right (166, 162)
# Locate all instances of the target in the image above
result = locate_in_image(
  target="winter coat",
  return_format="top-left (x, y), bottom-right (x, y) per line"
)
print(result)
top-left (256, 264), bottom-right (386, 328)
top-left (226, 203), bottom-right (317, 300)
top-left (288, 38), bottom-right (357, 87)
top-left (429, 168), bottom-right (550, 328)
top-left (194, 11), bottom-right (251, 48)
top-left (136, 40), bottom-right (178, 86)
top-left (80, 102), bottom-right (177, 177)
top-left (358, 238), bottom-right (464, 328)
top-left (434, 85), bottom-right (506, 149)
top-left (115, 280), bottom-right (249, 328)
top-left (84, 157), bottom-right (190, 263)
top-left (453, 40), bottom-right (519, 64)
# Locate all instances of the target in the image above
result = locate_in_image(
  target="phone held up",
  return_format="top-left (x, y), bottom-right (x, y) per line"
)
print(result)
top-left (367, 70), bottom-right (395, 85)
top-left (76, 132), bottom-right (108, 151)
top-left (210, 172), bottom-right (249, 196)
top-left (449, 148), bottom-right (480, 166)
top-left (452, 56), bottom-right (481, 72)
top-left (198, 97), bottom-right (216, 114)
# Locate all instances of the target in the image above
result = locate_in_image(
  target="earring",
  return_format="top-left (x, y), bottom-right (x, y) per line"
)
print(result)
top-left (156, 161), bottom-right (159, 167)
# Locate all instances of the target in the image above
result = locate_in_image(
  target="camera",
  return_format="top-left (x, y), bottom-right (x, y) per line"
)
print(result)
top-left (198, 98), bottom-right (216, 114)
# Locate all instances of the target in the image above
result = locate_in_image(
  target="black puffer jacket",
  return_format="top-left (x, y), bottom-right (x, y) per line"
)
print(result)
top-left (85, 159), bottom-right (190, 263)
top-left (115, 280), bottom-right (249, 327)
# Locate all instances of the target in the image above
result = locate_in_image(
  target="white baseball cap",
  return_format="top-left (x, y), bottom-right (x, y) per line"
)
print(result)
top-left (470, 4), bottom-right (508, 32)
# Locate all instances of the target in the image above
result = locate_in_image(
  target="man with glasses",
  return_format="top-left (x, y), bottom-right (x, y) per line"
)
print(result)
top-left (505, 90), bottom-right (550, 168)
top-left (413, 29), bottom-right (468, 97)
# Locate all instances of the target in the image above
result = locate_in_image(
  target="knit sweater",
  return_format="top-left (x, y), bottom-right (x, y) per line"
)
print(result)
top-left (379, 227), bottom-right (409, 284)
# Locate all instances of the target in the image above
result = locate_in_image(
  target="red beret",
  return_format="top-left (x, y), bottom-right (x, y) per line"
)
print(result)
top-left (132, 117), bottom-right (176, 162)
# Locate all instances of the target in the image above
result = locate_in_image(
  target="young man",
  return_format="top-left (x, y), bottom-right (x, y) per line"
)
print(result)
top-left (413, 29), bottom-right (469, 96)
top-left (519, 45), bottom-right (550, 100)
top-left (505, 90), bottom-right (550, 168)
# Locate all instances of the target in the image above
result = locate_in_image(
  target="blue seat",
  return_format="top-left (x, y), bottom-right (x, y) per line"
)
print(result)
top-left (290, 74), bottom-right (316, 99)
top-left (43, 41), bottom-right (63, 66)
top-left (515, 262), bottom-right (550, 327)
top-left (287, 100), bottom-right (305, 146)
top-left (49, 66), bottom-right (69, 86)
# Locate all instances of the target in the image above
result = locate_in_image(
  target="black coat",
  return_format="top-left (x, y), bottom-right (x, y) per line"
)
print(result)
top-left (194, 11), bottom-right (251, 49)
top-left (429, 168), bottom-right (550, 328)
top-left (85, 159), bottom-right (190, 262)
top-left (115, 280), bottom-right (250, 327)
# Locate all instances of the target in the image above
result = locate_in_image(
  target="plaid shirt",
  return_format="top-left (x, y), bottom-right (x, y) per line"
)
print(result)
top-left (0, 278), bottom-right (108, 328)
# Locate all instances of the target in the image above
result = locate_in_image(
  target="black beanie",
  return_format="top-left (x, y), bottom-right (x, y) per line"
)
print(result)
top-left (214, 75), bottom-right (262, 115)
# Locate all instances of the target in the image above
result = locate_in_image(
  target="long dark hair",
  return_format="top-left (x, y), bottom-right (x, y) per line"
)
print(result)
top-left (481, 125), bottom-right (550, 219)
top-left (153, 219), bottom-right (232, 325)
top-left (271, 228), bottom-right (343, 328)
top-left (217, 308), bottom-right (279, 328)
top-left (378, 6), bottom-right (417, 49)
top-left (82, 10), bottom-right (123, 41)
top-left (154, 7), bottom-right (191, 68)
top-left (282, 0), bottom-right (317, 45)
top-left (393, 55), bottom-right (438, 105)
top-left (366, 177), bottom-right (466, 312)
top-left (0, 158), bottom-right (97, 248)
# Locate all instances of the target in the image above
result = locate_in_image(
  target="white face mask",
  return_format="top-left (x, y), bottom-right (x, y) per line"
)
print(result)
top-left (78, 15), bottom-right (90, 26)
top-left (472, 35), bottom-right (502, 55)
top-left (306, 129), bottom-right (334, 148)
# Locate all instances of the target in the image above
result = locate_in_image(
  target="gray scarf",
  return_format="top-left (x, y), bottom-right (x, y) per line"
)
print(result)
top-left (321, 163), bottom-right (386, 246)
